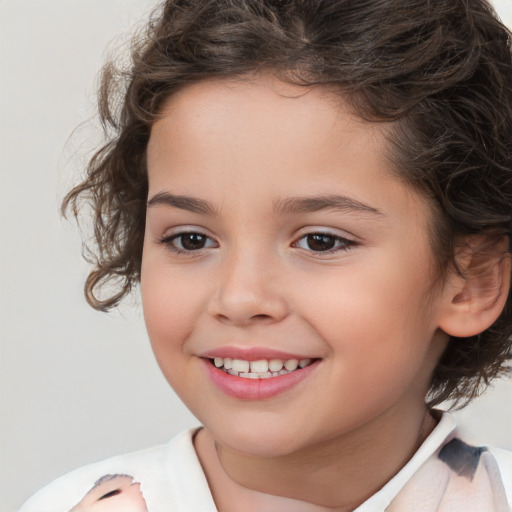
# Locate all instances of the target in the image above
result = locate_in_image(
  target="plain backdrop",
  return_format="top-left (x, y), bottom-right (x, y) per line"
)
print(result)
top-left (1, 1), bottom-right (512, 511)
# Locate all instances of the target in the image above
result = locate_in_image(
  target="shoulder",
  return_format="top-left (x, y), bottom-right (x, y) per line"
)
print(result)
top-left (437, 419), bottom-right (512, 510)
top-left (440, 414), bottom-right (512, 508)
top-left (365, 413), bottom-right (512, 511)
top-left (488, 446), bottom-right (512, 504)
top-left (20, 429), bottom-right (215, 512)
top-left (19, 443), bottom-right (167, 512)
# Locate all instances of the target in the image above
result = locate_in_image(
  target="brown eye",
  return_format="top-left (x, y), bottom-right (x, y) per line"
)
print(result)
top-left (294, 232), bottom-right (355, 253)
top-left (178, 233), bottom-right (208, 250)
top-left (161, 231), bottom-right (218, 253)
top-left (306, 234), bottom-right (336, 251)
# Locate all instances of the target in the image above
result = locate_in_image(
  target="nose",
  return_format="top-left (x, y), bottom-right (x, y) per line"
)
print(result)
top-left (207, 250), bottom-right (289, 326)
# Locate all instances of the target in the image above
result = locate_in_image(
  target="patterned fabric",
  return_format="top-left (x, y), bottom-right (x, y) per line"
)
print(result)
top-left (385, 438), bottom-right (510, 512)
top-left (21, 413), bottom-right (511, 512)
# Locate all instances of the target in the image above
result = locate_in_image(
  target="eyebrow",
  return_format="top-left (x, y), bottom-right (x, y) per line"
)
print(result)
top-left (147, 192), bottom-right (382, 217)
top-left (274, 194), bottom-right (382, 216)
top-left (147, 192), bottom-right (218, 215)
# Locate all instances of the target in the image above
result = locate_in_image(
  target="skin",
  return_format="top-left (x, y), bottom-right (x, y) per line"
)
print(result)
top-left (141, 74), bottom-right (453, 511)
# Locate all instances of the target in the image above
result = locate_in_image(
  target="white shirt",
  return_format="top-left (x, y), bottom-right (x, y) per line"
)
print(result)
top-left (20, 413), bottom-right (512, 512)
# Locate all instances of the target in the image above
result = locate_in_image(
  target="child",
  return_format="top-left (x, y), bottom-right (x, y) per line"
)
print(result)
top-left (21, 0), bottom-right (512, 510)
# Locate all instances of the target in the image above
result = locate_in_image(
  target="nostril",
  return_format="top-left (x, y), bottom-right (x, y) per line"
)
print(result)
top-left (250, 314), bottom-right (273, 320)
top-left (208, 290), bottom-right (289, 325)
top-left (213, 313), bottom-right (272, 325)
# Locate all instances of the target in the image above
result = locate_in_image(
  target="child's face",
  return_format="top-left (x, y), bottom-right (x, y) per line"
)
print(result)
top-left (141, 75), bottom-right (449, 456)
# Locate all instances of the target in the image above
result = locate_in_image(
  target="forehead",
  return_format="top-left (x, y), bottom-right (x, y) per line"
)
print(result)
top-left (157, 74), bottom-right (344, 124)
top-left (147, 74), bottom-right (427, 225)
top-left (148, 74), bottom-right (383, 169)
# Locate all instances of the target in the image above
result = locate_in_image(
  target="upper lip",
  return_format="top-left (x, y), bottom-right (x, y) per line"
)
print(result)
top-left (199, 346), bottom-right (319, 361)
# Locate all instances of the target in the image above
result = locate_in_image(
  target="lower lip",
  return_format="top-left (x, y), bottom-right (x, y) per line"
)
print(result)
top-left (202, 359), bottom-right (320, 400)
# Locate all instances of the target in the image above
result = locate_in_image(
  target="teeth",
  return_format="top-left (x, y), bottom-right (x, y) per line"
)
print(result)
top-left (211, 356), bottom-right (314, 378)
top-left (284, 359), bottom-right (298, 371)
top-left (232, 359), bottom-right (250, 372)
top-left (250, 360), bottom-right (269, 373)
top-left (268, 359), bottom-right (284, 372)
top-left (239, 372), bottom-right (259, 379)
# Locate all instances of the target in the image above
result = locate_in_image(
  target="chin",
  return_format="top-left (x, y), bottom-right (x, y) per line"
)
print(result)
top-left (205, 418), bottom-right (314, 458)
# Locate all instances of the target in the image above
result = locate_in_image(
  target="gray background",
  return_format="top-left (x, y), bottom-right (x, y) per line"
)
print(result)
top-left (1, 1), bottom-right (511, 510)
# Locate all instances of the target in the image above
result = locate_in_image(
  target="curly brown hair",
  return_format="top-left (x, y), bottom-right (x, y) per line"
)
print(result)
top-left (63, 0), bottom-right (512, 407)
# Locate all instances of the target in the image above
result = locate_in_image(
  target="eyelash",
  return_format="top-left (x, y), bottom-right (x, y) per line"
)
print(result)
top-left (159, 231), bottom-right (356, 255)
top-left (159, 232), bottom-right (218, 254)
top-left (292, 232), bottom-right (356, 254)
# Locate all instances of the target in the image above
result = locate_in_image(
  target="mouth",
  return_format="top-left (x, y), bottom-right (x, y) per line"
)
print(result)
top-left (201, 354), bottom-right (321, 400)
top-left (207, 356), bottom-right (316, 379)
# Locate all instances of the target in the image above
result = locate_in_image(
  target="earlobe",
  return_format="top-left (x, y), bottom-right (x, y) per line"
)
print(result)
top-left (438, 238), bottom-right (511, 339)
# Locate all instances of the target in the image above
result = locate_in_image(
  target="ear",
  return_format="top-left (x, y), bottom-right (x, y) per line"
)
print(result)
top-left (438, 237), bottom-right (511, 338)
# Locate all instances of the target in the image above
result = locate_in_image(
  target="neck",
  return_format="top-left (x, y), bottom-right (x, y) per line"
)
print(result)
top-left (194, 404), bottom-right (437, 512)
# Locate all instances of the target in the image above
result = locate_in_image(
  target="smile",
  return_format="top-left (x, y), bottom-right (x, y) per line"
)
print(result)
top-left (202, 355), bottom-right (321, 400)
top-left (210, 357), bottom-right (313, 379)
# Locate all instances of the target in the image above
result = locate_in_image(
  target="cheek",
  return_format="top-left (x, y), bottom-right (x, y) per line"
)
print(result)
top-left (299, 276), bottom-right (435, 432)
top-left (300, 265), bottom-right (427, 337)
top-left (295, 255), bottom-right (437, 377)
top-left (140, 271), bottom-right (201, 400)
top-left (141, 256), bottom-right (203, 357)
